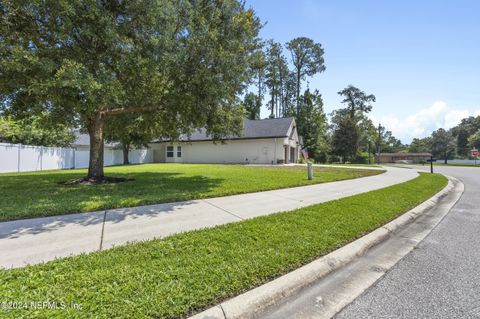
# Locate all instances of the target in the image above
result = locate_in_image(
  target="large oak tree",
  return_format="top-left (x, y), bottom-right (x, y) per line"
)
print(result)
top-left (0, 0), bottom-right (260, 181)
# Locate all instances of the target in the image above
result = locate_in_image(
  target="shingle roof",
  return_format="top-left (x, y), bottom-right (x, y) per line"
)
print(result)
top-left (172, 117), bottom-right (295, 142)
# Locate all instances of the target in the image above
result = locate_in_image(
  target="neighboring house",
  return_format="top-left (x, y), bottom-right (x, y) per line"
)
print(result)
top-left (375, 152), bottom-right (432, 164)
top-left (72, 133), bottom-right (118, 151)
top-left (149, 117), bottom-right (301, 164)
top-left (72, 133), bottom-right (152, 167)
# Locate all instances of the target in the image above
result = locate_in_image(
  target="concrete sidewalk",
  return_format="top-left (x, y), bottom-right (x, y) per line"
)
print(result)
top-left (0, 166), bottom-right (417, 268)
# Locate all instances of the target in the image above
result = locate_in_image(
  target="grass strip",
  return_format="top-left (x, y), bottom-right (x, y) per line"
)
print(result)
top-left (0, 164), bottom-right (382, 222)
top-left (0, 172), bottom-right (447, 319)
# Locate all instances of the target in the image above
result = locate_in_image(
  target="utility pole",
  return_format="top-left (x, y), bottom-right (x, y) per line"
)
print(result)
top-left (376, 123), bottom-right (383, 164)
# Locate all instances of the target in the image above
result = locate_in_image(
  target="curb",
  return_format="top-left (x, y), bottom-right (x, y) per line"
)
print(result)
top-left (189, 175), bottom-right (460, 319)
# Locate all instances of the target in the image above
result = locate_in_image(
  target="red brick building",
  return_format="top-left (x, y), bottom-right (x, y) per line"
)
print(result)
top-left (375, 152), bottom-right (432, 164)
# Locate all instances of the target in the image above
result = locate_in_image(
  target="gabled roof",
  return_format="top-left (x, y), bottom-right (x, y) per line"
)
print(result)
top-left (165, 117), bottom-right (296, 142)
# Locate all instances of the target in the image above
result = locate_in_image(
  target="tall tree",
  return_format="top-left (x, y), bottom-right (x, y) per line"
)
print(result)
top-left (243, 92), bottom-right (261, 120)
top-left (380, 130), bottom-right (405, 153)
top-left (286, 37), bottom-right (325, 115)
top-left (357, 117), bottom-right (378, 164)
top-left (1, 0), bottom-right (260, 181)
top-left (431, 128), bottom-right (456, 164)
top-left (332, 86), bottom-right (376, 161)
top-left (264, 40), bottom-right (288, 118)
top-left (467, 129), bottom-right (480, 150)
top-left (296, 89), bottom-right (327, 161)
top-left (337, 85), bottom-right (376, 120)
top-left (104, 115), bottom-right (156, 165)
top-left (408, 137), bottom-right (432, 153)
top-left (250, 44), bottom-right (267, 115)
top-left (450, 116), bottom-right (480, 157)
top-left (331, 109), bottom-right (359, 162)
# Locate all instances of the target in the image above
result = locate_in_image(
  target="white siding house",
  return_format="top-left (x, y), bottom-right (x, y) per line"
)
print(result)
top-left (72, 133), bottom-right (153, 168)
top-left (149, 117), bottom-right (301, 165)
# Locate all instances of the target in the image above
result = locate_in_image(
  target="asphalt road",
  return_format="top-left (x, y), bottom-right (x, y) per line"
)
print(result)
top-left (336, 165), bottom-right (480, 319)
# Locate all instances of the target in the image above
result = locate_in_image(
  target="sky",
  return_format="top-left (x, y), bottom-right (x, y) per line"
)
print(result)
top-left (245, 0), bottom-right (480, 143)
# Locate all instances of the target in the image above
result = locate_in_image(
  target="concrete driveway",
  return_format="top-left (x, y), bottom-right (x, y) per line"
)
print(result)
top-left (0, 166), bottom-right (416, 268)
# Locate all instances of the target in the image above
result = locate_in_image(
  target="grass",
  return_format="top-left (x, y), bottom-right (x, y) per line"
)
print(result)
top-left (0, 172), bottom-right (447, 319)
top-left (0, 163), bottom-right (382, 222)
top-left (321, 163), bottom-right (382, 167)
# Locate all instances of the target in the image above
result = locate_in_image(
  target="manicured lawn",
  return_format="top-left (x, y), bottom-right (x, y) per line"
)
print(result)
top-left (0, 164), bottom-right (382, 222)
top-left (0, 173), bottom-right (447, 319)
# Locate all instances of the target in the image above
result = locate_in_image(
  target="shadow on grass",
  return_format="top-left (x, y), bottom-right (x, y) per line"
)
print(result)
top-left (0, 172), bottom-right (224, 239)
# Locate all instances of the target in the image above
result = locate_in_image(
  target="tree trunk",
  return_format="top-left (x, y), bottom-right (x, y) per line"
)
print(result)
top-left (296, 68), bottom-right (301, 116)
top-left (123, 143), bottom-right (130, 165)
top-left (87, 112), bottom-right (106, 180)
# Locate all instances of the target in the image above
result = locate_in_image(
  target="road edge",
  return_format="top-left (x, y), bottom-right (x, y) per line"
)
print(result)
top-left (189, 175), bottom-right (463, 319)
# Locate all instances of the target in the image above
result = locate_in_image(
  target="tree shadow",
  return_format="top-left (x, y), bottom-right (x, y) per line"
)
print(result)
top-left (0, 172), bottom-right (224, 239)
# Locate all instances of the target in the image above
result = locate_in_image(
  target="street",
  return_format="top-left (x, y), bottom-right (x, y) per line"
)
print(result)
top-left (259, 166), bottom-right (480, 319)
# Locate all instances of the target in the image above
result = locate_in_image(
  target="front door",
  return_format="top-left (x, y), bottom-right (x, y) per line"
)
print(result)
top-left (290, 147), bottom-right (295, 163)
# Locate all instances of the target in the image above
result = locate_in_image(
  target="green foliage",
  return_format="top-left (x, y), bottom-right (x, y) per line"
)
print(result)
top-left (0, 164), bottom-right (381, 222)
top-left (242, 92), bottom-right (261, 120)
top-left (296, 89), bottom-right (328, 162)
top-left (264, 40), bottom-right (290, 118)
top-left (0, 173), bottom-right (446, 318)
top-left (450, 116), bottom-right (480, 157)
top-left (467, 129), bottom-right (480, 150)
top-left (330, 86), bottom-right (382, 162)
top-left (408, 137), bottom-right (432, 153)
top-left (1, 0), bottom-right (261, 177)
top-left (337, 85), bottom-right (376, 119)
top-left (380, 130), bottom-right (405, 153)
top-left (431, 128), bottom-right (456, 163)
top-left (286, 37), bottom-right (326, 114)
top-left (331, 111), bottom-right (359, 162)
top-left (0, 116), bottom-right (74, 146)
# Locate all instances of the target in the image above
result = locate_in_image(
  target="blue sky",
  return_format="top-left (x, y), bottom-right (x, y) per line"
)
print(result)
top-left (246, 0), bottom-right (480, 143)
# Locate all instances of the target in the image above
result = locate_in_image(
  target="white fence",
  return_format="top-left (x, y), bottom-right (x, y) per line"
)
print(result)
top-left (0, 143), bottom-right (153, 173)
top-left (74, 149), bottom-right (153, 168)
top-left (435, 159), bottom-right (479, 165)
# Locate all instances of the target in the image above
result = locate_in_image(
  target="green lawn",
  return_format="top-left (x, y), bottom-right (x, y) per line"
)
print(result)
top-left (0, 173), bottom-right (447, 319)
top-left (0, 164), bottom-right (382, 222)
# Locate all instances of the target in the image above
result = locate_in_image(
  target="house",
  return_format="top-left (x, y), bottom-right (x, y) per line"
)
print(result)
top-left (149, 117), bottom-right (301, 164)
top-left (375, 152), bottom-right (432, 164)
top-left (72, 133), bottom-right (118, 152)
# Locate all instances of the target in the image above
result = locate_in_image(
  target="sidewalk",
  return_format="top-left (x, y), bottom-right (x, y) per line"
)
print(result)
top-left (0, 166), bottom-right (417, 268)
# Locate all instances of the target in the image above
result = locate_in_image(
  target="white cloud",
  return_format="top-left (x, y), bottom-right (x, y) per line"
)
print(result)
top-left (370, 101), bottom-right (480, 144)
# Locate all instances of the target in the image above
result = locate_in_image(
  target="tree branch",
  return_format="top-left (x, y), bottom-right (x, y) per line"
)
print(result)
top-left (102, 106), bottom-right (161, 116)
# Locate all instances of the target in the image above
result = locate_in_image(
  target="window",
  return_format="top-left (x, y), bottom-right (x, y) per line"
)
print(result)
top-left (177, 146), bottom-right (182, 158)
top-left (166, 146), bottom-right (174, 158)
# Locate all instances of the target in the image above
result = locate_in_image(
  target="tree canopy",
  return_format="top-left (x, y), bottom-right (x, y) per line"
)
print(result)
top-left (1, 0), bottom-right (261, 181)
top-left (286, 37), bottom-right (325, 115)
top-left (431, 128), bottom-right (456, 164)
top-left (0, 116), bottom-right (74, 146)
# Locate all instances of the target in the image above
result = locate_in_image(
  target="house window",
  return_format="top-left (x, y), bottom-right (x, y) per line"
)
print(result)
top-left (177, 146), bottom-right (182, 158)
top-left (166, 146), bottom-right (174, 158)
